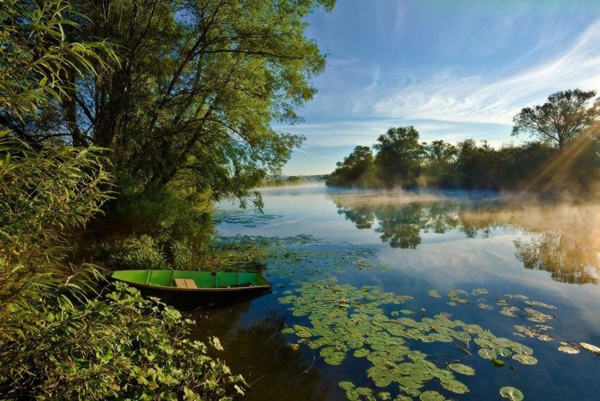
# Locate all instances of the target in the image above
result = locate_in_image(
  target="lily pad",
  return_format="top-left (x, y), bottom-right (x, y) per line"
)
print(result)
top-left (580, 342), bottom-right (600, 355)
top-left (499, 386), bottom-right (524, 401)
top-left (440, 378), bottom-right (469, 394)
top-left (558, 345), bottom-right (580, 354)
top-left (478, 348), bottom-right (497, 360)
top-left (449, 363), bottom-right (475, 376)
top-left (524, 300), bottom-right (556, 310)
top-left (512, 354), bottom-right (538, 365)
top-left (420, 390), bottom-right (445, 401)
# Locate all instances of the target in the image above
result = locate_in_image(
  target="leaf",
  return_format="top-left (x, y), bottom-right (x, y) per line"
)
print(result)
top-left (339, 381), bottom-right (355, 391)
top-left (512, 354), bottom-right (538, 365)
top-left (440, 378), bottom-right (469, 394)
top-left (580, 342), bottom-right (600, 355)
top-left (558, 345), bottom-right (580, 354)
top-left (448, 363), bottom-right (475, 376)
top-left (478, 348), bottom-right (496, 360)
top-left (420, 390), bottom-right (445, 401)
top-left (499, 386), bottom-right (524, 401)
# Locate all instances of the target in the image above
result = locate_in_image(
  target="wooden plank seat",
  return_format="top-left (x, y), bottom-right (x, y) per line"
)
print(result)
top-left (174, 278), bottom-right (198, 289)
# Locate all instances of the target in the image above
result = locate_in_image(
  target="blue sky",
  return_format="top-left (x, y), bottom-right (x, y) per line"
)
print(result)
top-left (279, 0), bottom-right (600, 175)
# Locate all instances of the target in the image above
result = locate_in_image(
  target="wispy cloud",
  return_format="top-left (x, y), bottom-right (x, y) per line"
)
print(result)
top-left (293, 148), bottom-right (330, 159)
top-left (374, 19), bottom-right (600, 124)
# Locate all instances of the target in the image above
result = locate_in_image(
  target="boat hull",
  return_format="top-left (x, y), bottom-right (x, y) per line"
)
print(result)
top-left (111, 270), bottom-right (272, 307)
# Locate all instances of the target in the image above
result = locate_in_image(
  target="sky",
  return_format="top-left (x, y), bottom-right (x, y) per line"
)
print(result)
top-left (278, 0), bottom-right (600, 175)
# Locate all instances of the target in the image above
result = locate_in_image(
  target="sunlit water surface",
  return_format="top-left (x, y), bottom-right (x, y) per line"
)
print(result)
top-left (188, 184), bottom-right (600, 401)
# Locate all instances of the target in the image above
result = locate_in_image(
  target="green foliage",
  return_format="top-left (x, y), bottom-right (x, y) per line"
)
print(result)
top-left (0, 135), bottom-right (112, 297)
top-left (374, 126), bottom-right (425, 188)
top-left (17, 0), bottom-right (335, 207)
top-left (0, 0), bottom-right (116, 136)
top-left (327, 146), bottom-right (377, 187)
top-left (499, 386), bottom-right (524, 401)
top-left (279, 278), bottom-right (536, 399)
top-left (0, 280), bottom-right (244, 400)
top-left (327, 123), bottom-right (600, 192)
top-left (107, 235), bottom-right (168, 270)
top-left (0, 135), bottom-right (242, 400)
top-left (94, 187), bottom-right (214, 270)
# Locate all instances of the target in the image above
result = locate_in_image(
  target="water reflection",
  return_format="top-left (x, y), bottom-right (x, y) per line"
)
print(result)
top-left (189, 304), bottom-right (331, 400)
top-left (330, 192), bottom-right (600, 284)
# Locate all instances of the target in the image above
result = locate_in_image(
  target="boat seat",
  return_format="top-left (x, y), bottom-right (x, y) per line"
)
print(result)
top-left (174, 278), bottom-right (198, 289)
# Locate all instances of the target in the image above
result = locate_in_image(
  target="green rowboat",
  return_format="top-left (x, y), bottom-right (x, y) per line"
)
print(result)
top-left (111, 270), bottom-right (272, 306)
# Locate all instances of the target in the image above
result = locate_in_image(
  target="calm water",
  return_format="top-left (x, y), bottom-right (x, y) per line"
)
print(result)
top-left (189, 184), bottom-right (600, 401)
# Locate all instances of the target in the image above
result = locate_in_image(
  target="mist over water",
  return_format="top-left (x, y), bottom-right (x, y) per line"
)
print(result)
top-left (197, 184), bottom-right (600, 401)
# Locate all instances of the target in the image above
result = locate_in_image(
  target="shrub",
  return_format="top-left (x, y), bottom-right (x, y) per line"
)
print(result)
top-left (0, 279), bottom-right (245, 400)
top-left (108, 235), bottom-right (168, 270)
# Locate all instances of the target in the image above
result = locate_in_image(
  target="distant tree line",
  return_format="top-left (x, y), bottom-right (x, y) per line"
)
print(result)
top-left (327, 90), bottom-right (600, 193)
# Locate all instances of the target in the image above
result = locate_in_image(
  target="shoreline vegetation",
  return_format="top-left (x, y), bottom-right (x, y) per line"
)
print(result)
top-left (326, 90), bottom-right (600, 195)
top-left (0, 0), bottom-right (334, 399)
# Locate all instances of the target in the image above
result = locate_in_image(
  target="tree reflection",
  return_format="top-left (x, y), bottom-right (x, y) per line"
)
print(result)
top-left (329, 192), bottom-right (600, 285)
top-left (515, 233), bottom-right (597, 284)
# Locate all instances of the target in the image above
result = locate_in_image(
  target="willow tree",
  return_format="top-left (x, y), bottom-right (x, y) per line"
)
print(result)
top-left (10, 0), bottom-right (335, 205)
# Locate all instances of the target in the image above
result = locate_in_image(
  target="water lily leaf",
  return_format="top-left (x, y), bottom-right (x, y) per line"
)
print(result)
top-left (492, 338), bottom-right (513, 348)
top-left (580, 342), bottom-right (600, 355)
top-left (500, 306), bottom-right (520, 317)
top-left (524, 308), bottom-right (554, 323)
top-left (524, 300), bottom-right (556, 310)
top-left (449, 363), bottom-right (475, 376)
top-left (493, 347), bottom-right (511, 357)
top-left (558, 345), bottom-right (580, 354)
top-left (378, 392), bottom-right (391, 400)
top-left (512, 343), bottom-right (533, 355)
top-left (398, 376), bottom-right (424, 389)
top-left (505, 294), bottom-right (529, 300)
top-left (472, 288), bottom-right (488, 295)
top-left (354, 349), bottom-right (370, 358)
top-left (499, 386), bottom-right (524, 401)
top-left (420, 390), bottom-right (445, 401)
top-left (512, 354), bottom-right (538, 365)
top-left (440, 378), bottom-right (469, 394)
top-left (339, 381), bottom-right (355, 391)
top-left (428, 290), bottom-right (441, 298)
top-left (478, 348), bottom-right (496, 360)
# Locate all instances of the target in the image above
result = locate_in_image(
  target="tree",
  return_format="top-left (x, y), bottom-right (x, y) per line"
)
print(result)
top-left (454, 139), bottom-right (499, 190)
top-left (13, 0), bottom-right (336, 206)
top-left (327, 145), bottom-right (375, 186)
top-left (512, 89), bottom-right (600, 150)
top-left (423, 140), bottom-right (458, 188)
top-left (0, 0), bottom-right (115, 141)
top-left (373, 126), bottom-right (424, 188)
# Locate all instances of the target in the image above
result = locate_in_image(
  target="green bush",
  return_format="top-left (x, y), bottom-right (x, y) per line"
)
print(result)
top-left (1, 279), bottom-right (245, 400)
top-left (95, 187), bottom-right (214, 270)
top-left (171, 240), bottom-right (197, 270)
top-left (108, 235), bottom-right (168, 270)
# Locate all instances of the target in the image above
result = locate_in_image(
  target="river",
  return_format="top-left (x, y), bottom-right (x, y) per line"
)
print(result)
top-left (189, 184), bottom-right (600, 401)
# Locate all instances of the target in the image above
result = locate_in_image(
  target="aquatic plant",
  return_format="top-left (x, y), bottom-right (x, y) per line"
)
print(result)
top-left (279, 279), bottom-right (536, 400)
